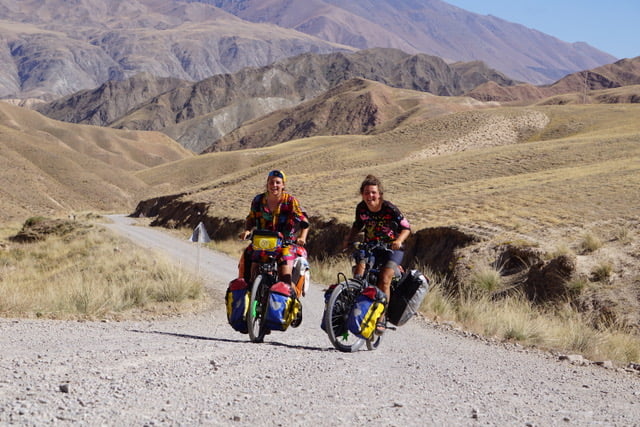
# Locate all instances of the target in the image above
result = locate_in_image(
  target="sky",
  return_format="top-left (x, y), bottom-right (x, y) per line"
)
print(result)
top-left (444, 0), bottom-right (639, 59)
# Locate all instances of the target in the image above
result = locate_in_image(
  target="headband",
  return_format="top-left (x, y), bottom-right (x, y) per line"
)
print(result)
top-left (268, 170), bottom-right (286, 183)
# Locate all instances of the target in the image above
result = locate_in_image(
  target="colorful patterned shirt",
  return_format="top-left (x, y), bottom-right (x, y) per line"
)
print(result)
top-left (352, 200), bottom-right (411, 243)
top-left (245, 192), bottom-right (309, 241)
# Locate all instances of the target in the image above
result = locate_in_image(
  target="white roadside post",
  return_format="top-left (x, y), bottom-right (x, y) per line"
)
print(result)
top-left (188, 221), bottom-right (211, 274)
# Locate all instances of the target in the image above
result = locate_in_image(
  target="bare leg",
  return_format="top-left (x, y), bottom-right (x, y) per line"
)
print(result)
top-left (250, 262), bottom-right (258, 283)
top-left (377, 267), bottom-right (394, 302)
top-left (353, 261), bottom-right (365, 279)
top-left (279, 264), bottom-right (292, 285)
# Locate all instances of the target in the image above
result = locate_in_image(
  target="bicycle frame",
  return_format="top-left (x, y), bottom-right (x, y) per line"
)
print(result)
top-left (246, 231), bottom-right (282, 343)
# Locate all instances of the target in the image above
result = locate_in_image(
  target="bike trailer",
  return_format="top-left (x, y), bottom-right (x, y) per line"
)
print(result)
top-left (264, 281), bottom-right (301, 331)
top-left (347, 286), bottom-right (387, 340)
top-left (387, 269), bottom-right (429, 326)
top-left (225, 278), bottom-right (249, 333)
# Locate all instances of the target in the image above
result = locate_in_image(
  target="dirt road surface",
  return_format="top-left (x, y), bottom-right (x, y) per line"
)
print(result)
top-left (1, 215), bottom-right (639, 425)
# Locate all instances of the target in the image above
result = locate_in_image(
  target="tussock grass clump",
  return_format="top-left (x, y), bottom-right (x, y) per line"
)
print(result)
top-left (565, 278), bottom-right (589, 294)
top-left (469, 264), bottom-right (503, 294)
top-left (591, 260), bottom-right (614, 282)
top-left (311, 255), bottom-right (352, 285)
top-left (0, 219), bottom-right (204, 319)
top-left (421, 281), bottom-right (457, 321)
top-left (415, 267), bottom-right (640, 364)
top-left (579, 232), bottom-right (603, 254)
top-left (612, 225), bottom-right (632, 244)
top-left (549, 243), bottom-right (573, 259)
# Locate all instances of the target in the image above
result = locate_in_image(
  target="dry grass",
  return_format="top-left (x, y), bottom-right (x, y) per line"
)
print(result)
top-left (0, 218), bottom-right (205, 320)
top-left (419, 267), bottom-right (640, 364)
top-left (310, 254), bottom-right (352, 286)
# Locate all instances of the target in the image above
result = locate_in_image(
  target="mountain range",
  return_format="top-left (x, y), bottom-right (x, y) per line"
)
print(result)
top-left (0, 0), bottom-right (617, 102)
top-left (34, 48), bottom-right (516, 152)
top-left (33, 49), bottom-right (640, 154)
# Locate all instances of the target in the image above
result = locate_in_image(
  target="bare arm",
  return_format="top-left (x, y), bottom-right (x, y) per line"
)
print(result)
top-left (391, 228), bottom-right (411, 250)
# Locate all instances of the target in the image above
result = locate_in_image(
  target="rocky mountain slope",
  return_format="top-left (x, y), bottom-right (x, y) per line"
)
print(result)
top-left (0, 0), bottom-right (351, 100)
top-left (36, 48), bottom-right (514, 153)
top-left (207, 0), bottom-right (617, 84)
top-left (468, 57), bottom-right (640, 104)
top-left (0, 102), bottom-right (192, 222)
top-left (36, 51), bottom-right (640, 154)
top-left (0, 0), bottom-right (616, 101)
top-left (202, 78), bottom-right (493, 152)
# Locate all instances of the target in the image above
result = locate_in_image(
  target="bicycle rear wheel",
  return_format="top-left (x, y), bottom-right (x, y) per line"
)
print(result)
top-left (247, 274), bottom-right (270, 343)
top-left (325, 281), bottom-right (365, 352)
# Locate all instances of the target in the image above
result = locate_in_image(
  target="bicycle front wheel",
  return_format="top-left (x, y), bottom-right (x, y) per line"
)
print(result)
top-left (247, 274), bottom-right (270, 343)
top-left (366, 332), bottom-right (384, 350)
top-left (324, 281), bottom-right (365, 352)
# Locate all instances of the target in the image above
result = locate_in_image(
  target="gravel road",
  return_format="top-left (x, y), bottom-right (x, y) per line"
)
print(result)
top-left (1, 215), bottom-right (639, 426)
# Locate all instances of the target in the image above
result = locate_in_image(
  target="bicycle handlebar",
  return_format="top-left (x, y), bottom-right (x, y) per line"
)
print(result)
top-left (352, 240), bottom-right (393, 253)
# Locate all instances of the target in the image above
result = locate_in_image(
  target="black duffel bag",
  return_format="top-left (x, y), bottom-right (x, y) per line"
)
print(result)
top-left (387, 269), bottom-right (429, 326)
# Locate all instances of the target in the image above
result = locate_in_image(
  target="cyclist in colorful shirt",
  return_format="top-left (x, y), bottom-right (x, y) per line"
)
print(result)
top-left (238, 170), bottom-right (309, 286)
top-left (342, 174), bottom-right (411, 333)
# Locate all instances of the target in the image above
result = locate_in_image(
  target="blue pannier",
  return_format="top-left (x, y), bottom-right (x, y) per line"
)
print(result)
top-left (264, 282), bottom-right (300, 331)
top-left (347, 286), bottom-right (387, 340)
top-left (225, 278), bottom-right (249, 333)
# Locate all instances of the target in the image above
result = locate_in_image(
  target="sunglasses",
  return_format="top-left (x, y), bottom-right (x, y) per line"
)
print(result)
top-left (268, 170), bottom-right (286, 182)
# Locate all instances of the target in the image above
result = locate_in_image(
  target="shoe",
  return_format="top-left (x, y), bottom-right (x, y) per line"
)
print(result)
top-left (375, 317), bottom-right (386, 335)
top-left (291, 309), bottom-right (302, 328)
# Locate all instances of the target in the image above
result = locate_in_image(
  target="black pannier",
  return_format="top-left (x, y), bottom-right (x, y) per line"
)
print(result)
top-left (387, 269), bottom-right (429, 326)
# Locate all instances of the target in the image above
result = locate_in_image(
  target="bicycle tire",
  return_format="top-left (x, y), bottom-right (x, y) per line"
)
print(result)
top-left (366, 331), bottom-right (384, 350)
top-left (247, 274), bottom-right (269, 343)
top-left (325, 281), bottom-right (365, 352)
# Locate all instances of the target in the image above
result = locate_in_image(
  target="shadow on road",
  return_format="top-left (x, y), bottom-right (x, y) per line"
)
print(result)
top-left (129, 329), bottom-right (244, 344)
top-left (129, 328), bottom-right (331, 352)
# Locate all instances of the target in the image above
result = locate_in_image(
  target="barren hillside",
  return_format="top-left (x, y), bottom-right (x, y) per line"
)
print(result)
top-left (469, 57), bottom-right (640, 104)
top-left (204, 78), bottom-right (495, 152)
top-left (0, 102), bottom-right (192, 222)
top-left (210, 0), bottom-right (617, 84)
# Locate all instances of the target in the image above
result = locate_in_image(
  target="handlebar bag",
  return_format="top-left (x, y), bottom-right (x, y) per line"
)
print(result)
top-left (251, 230), bottom-right (283, 257)
top-left (225, 278), bottom-right (249, 333)
top-left (347, 286), bottom-right (387, 340)
top-left (264, 281), bottom-right (300, 331)
top-left (387, 269), bottom-right (429, 326)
